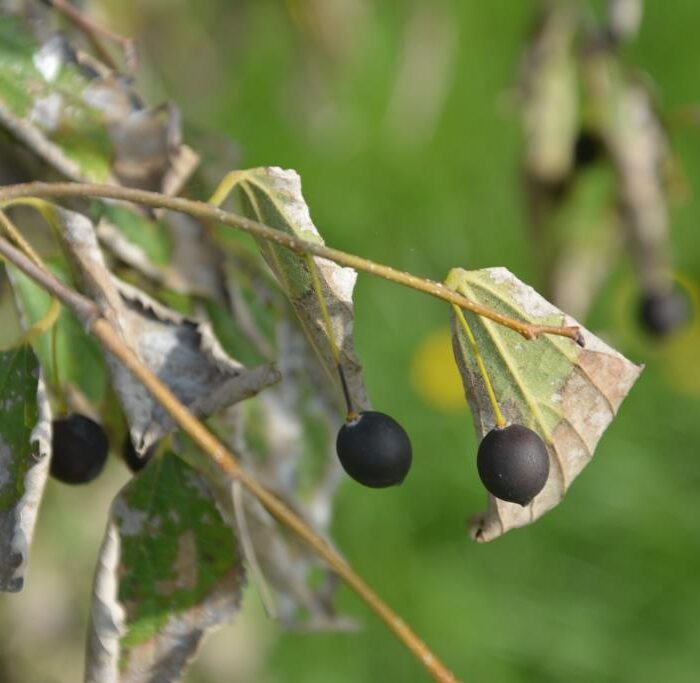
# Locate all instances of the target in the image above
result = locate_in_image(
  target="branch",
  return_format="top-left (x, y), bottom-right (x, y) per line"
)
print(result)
top-left (0, 235), bottom-right (461, 683)
top-left (0, 182), bottom-right (583, 345)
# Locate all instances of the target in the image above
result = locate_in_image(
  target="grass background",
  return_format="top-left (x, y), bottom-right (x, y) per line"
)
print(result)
top-left (3, 1), bottom-right (700, 682)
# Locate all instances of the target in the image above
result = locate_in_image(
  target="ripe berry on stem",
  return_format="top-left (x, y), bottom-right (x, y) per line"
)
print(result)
top-left (336, 411), bottom-right (412, 488)
top-left (50, 414), bottom-right (109, 485)
top-left (573, 129), bottom-right (604, 170)
top-left (476, 423), bottom-right (549, 506)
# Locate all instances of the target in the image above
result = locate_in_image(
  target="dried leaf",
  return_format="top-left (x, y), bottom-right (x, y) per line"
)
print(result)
top-left (544, 165), bottom-right (620, 319)
top-left (55, 207), bottom-right (280, 453)
top-left (446, 267), bottom-right (642, 542)
top-left (0, 15), bottom-right (197, 191)
top-left (519, 3), bottom-right (579, 186)
top-left (82, 80), bottom-right (198, 193)
top-left (223, 166), bottom-right (370, 411)
top-left (0, 344), bottom-right (51, 592)
top-left (218, 318), bottom-right (352, 630)
top-left (583, 44), bottom-right (673, 291)
top-left (86, 453), bottom-right (245, 683)
top-left (0, 19), bottom-right (113, 182)
top-left (197, 260), bottom-right (349, 627)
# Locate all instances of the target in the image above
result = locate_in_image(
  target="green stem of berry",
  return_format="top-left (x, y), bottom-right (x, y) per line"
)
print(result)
top-left (452, 305), bottom-right (507, 428)
top-left (0, 182), bottom-right (583, 345)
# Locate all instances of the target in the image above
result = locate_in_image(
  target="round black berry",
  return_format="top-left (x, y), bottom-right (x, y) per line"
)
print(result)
top-left (477, 424), bottom-right (549, 506)
top-left (50, 414), bottom-right (109, 485)
top-left (122, 437), bottom-right (156, 473)
top-left (638, 287), bottom-right (690, 337)
top-left (573, 129), bottom-right (604, 170)
top-left (336, 411), bottom-right (412, 488)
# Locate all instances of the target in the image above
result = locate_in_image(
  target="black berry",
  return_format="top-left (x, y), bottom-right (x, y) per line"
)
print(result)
top-left (638, 287), bottom-right (689, 337)
top-left (122, 437), bottom-right (156, 473)
top-left (477, 424), bottom-right (549, 506)
top-left (50, 414), bottom-right (109, 485)
top-left (336, 411), bottom-right (412, 488)
top-left (573, 129), bottom-right (604, 170)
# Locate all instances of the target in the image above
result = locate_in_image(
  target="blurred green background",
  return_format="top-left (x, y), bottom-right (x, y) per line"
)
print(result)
top-left (3, 1), bottom-right (700, 682)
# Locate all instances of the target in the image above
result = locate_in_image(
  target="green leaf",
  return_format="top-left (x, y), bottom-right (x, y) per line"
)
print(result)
top-left (0, 344), bottom-right (51, 592)
top-left (228, 167), bottom-right (370, 412)
top-left (86, 453), bottom-right (245, 681)
top-left (8, 260), bottom-right (107, 405)
top-left (446, 267), bottom-right (642, 542)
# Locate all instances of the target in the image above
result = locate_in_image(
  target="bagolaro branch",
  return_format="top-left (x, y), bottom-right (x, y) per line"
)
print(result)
top-left (0, 182), bottom-right (583, 345)
top-left (0, 235), bottom-right (461, 683)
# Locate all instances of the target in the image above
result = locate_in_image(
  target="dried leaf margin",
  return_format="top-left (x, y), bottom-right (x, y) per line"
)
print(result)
top-left (446, 267), bottom-right (642, 542)
top-left (86, 452), bottom-right (245, 683)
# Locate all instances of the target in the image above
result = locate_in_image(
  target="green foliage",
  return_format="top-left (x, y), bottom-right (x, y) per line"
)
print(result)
top-left (0, 344), bottom-right (39, 510)
top-left (9, 262), bottom-right (107, 404)
top-left (112, 453), bottom-right (242, 652)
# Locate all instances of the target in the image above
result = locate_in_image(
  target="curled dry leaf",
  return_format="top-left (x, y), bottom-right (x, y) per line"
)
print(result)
top-left (582, 41), bottom-right (673, 292)
top-left (519, 2), bottom-right (579, 188)
top-left (0, 345), bottom-right (51, 592)
top-left (218, 166), bottom-right (370, 412)
top-left (82, 80), bottom-right (198, 194)
top-left (56, 207), bottom-right (279, 454)
top-left (446, 267), bottom-right (642, 542)
top-left (219, 318), bottom-right (353, 630)
top-left (86, 453), bottom-right (245, 683)
top-left (0, 14), bottom-right (197, 191)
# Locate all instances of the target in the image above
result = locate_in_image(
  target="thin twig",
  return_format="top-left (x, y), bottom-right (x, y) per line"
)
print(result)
top-left (42, 0), bottom-right (138, 73)
top-left (0, 235), bottom-right (460, 683)
top-left (0, 182), bottom-right (583, 344)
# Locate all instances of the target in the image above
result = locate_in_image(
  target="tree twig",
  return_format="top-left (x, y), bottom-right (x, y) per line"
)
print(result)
top-left (0, 235), bottom-right (461, 683)
top-left (0, 182), bottom-right (583, 345)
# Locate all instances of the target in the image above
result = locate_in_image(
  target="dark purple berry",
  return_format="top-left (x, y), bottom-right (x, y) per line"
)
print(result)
top-left (122, 437), bottom-right (156, 473)
top-left (573, 129), bottom-right (604, 170)
top-left (477, 424), bottom-right (549, 506)
top-left (50, 414), bottom-right (109, 485)
top-left (336, 411), bottom-right (412, 488)
top-left (639, 287), bottom-right (689, 337)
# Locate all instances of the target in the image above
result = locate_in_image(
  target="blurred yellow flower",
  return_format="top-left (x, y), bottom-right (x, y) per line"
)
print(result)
top-left (410, 327), bottom-right (465, 412)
